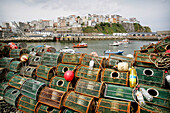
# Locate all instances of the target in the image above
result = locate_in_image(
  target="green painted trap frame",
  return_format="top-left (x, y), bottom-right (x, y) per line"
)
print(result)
top-left (9, 61), bottom-right (23, 72)
top-left (0, 57), bottom-right (15, 68)
top-left (20, 66), bottom-right (36, 78)
top-left (36, 103), bottom-right (61, 113)
top-left (62, 53), bottom-right (83, 65)
top-left (101, 68), bottom-right (129, 86)
top-left (28, 56), bottom-right (42, 66)
top-left (75, 65), bottom-right (101, 82)
top-left (75, 79), bottom-right (105, 98)
top-left (36, 65), bottom-right (56, 80)
top-left (96, 98), bottom-right (131, 113)
top-left (21, 79), bottom-right (45, 100)
top-left (9, 49), bottom-right (28, 59)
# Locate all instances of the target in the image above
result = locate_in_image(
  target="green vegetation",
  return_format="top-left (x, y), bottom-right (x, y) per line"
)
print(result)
top-left (134, 23), bottom-right (144, 32)
top-left (144, 26), bottom-right (152, 32)
top-left (82, 23), bottom-right (127, 34)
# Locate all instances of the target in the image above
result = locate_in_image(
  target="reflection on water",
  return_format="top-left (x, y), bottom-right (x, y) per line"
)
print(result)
top-left (27, 40), bottom-right (156, 56)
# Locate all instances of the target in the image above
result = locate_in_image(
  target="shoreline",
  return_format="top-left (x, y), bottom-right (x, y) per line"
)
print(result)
top-left (0, 36), bottom-right (161, 42)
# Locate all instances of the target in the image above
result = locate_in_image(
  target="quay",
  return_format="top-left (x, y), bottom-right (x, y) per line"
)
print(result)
top-left (0, 35), bottom-right (162, 43)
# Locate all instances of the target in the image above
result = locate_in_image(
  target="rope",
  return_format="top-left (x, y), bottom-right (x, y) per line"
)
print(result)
top-left (149, 53), bottom-right (170, 69)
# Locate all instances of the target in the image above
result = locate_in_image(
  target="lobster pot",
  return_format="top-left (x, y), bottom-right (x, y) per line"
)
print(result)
top-left (15, 42), bottom-right (27, 49)
top-left (27, 45), bottom-right (38, 53)
top-left (64, 91), bottom-right (95, 113)
top-left (8, 75), bottom-right (28, 89)
top-left (9, 61), bottom-right (23, 72)
top-left (36, 47), bottom-right (56, 56)
top-left (134, 53), bottom-right (158, 68)
top-left (136, 67), bottom-right (165, 88)
top-left (0, 68), bottom-right (7, 80)
top-left (4, 88), bottom-right (21, 107)
top-left (21, 79), bottom-right (45, 100)
top-left (137, 104), bottom-right (170, 113)
top-left (0, 57), bottom-right (15, 68)
top-left (36, 104), bottom-right (61, 113)
top-left (63, 109), bottom-right (78, 113)
top-left (36, 77), bottom-right (50, 86)
top-left (106, 54), bottom-right (133, 69)
top-left (97, 98), bottom-right (131, 113)
top-left (17, 95), bottom-right (38, 113)
top-left (0, 42), bottom-right (10, 57)
top-left (104, 84), bottom-right (134, 102)
top-left (139, 84), bottom-right (170, 108)
top-left (62, 53), bottom-right (83, 65)
top-left (81, 54), bottom-right (105, 68)
top-left (155, 42), bottom-right (170, 52)
top-left (6, 71), bottom-right (20, 81)
top-left (75, 79), bottom-right (105, 98)
top-left (10, 49), bottom-right (28, 59)
top-left (36, 65), bottom-right (56, 80)
top-left (20, 66), bottom-right (36, 78)
top-left (0, 81), bottom-right (9, 97)
top-left (56, 63), bottom-right (77, 77)
top-left (101, 68), bottom-right (129, 86)
top-left (75, 65), bottom-right (101, 82)
top-left (29, 56), bottom-right (42, 66)
top-left (38, 87), bottom-right (65, 109)
top-left (41, 52), bottom-right (63, 67)
top-left (50, 76), bottom-right (72, 92)
top-left (139, 48), bottom-right (155, 53)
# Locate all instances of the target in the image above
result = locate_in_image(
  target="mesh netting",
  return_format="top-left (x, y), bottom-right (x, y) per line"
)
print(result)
top-left (36, 104), bottom-right (61, 113)
top-left (8, 75), bottom-right (28, 89)
top-left (101, 68), bottom-right (128, 86)
top-left (81, 54), bottom-right (105, 68)
top-left (0, 81), bottom-right (9, 97)
top-left (41, 52), bottom-right (62, 67)
top-left (36, 77), bottom-right (50, 86)
top-left (21, 79), bottom-right (45, 100)
top-left (6, 71), bottom-right (20, 81)
top-left (134, 53), bottom-right (158, 68)
top-left (36, 47), bottom-right (56, 56)
top-left (28, 56), bottom-right (42, 66)
top-left (10, 49), bottom-right (28, 59)
top-left (50, 76), bottom-right (71, 92)
top-left (63, 108), bottom-right (78, 113)
top-left (75, 65), bottom-right (101, 81)
top-left (9, 61), bottom-right (23, 72)
top-left (56, 63), bottom-right (77, 77)
top-left (97, 98), bottom-right (131, 113)
top-left (155, 42), bottom-right (170, 52)
top-left (36, 65), bottom-right (56, 80)
top-left (0, 57), bottom-right (15, 68)
top-left (104, 84), bottom-right (134, 102)
top-left (27, 45), bottom-right (38, 53)
top-left (17, 95), bottom-right (38, 113)
top-left (139, 84), bottom-right (170, 108)
top-left (136, 67), bottom-right (165, 88)
top-left (20, 66), bottom-right (36, 78)
top-left (64, 91), bottom-right (93, 113)
top-left (106, 54), bottom-right (133, 69)
top-left (38, 87), bottom-right (65, 109)
top-left (75, 79), bottom-right (103, 98)
top-left (4, 88), bottom-right (21, 107)
top-left (62, 53), bottom-right (83, 65)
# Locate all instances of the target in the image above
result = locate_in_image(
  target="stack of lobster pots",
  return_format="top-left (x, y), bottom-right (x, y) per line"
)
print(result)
top-left (134, 36), bottom-right (170, 113)
top-left (0, 36), bottom-right (169, 113)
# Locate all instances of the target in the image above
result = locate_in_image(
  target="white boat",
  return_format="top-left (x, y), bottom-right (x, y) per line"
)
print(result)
top-left (59, 46), bottom-right (75, 54)
top-left (121, 39), bottom-right (130, 44)
top-left (109, 41), bottom-right (120, 46)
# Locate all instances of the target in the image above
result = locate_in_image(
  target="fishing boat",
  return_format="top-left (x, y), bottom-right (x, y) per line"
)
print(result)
top-left (73, 42), bottom-right (88, 48)
top-left (109, 41), bottom-right (121, 46)
top-left (59, 46), bottom-right (76, 54)
top-left (104, 50), bottom-right (124, 54)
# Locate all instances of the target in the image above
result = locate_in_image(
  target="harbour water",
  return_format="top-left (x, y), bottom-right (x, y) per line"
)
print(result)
top-left (27, 40), bottom-right (157, 56)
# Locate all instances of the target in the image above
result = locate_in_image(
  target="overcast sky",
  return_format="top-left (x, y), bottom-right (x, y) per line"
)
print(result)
top-left (0, 0), bottom-right (169, 32)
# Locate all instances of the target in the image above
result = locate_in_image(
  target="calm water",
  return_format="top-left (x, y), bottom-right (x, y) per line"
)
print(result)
top-left (27, 40), bottom-right (157, 56)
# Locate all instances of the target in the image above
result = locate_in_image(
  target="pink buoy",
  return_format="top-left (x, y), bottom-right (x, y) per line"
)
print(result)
top-left (64, 71), bottom-right (74, 81)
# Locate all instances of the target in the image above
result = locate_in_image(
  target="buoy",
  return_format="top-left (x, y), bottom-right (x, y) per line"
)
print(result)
top-left (8, 42), bottom-right (18, 49)
top-left (64, 71), bottom-right (74, 81)
top-left (20, 54), bottom-right (29, 62)
top-left (129, 66), bottom-right (137, 88)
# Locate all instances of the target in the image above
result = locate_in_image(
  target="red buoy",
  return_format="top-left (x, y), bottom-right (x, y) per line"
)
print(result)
top-left (64, 71), bottom-right (74, 81)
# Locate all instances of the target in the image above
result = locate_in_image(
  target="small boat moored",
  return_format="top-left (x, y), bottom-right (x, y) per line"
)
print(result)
top-left (104, 50), bottom-right (124, 55)
top-left (59, 46), bottom-right (76, 54)
top-left (73, 42), bottom-right (88, 48)
top-left (109, 41), bottom-right (121, 46)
